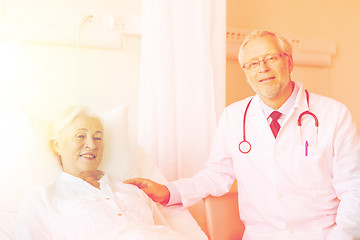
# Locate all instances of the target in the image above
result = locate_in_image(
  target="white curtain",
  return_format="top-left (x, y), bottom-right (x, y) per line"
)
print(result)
top-left (138, 0), bottom-right (226, 181)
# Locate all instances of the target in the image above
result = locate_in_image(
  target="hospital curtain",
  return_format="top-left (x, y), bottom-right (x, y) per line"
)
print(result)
top-left (138, 0), bottom-right (226, 181)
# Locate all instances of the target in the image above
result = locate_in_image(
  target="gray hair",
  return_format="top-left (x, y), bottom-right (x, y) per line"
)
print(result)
top-left (238, 30), bottom-right (293, 66)
top-left (48, 106), bottom-right (102, 162)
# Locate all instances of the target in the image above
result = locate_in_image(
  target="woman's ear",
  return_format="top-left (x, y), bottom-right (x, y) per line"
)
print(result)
top-left (51, 138), bottom-right (62, 155)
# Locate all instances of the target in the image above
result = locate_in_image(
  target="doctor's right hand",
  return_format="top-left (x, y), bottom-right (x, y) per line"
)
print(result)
top-left (124, 178), bottom-right (170, 205)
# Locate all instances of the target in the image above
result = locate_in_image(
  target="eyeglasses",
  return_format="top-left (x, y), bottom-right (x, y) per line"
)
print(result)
top-left (242, 53), bottom-right (287, 71)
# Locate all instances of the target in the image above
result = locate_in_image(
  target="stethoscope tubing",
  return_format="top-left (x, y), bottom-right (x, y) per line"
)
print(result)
top-left (239, 89), bottom-right (319, 154)
top-left (238, 98), bottom-right (253, 154)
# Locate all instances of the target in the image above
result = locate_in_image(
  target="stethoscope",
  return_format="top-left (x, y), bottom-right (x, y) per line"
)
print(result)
top-left (238, 90), bottom-right (319, 155)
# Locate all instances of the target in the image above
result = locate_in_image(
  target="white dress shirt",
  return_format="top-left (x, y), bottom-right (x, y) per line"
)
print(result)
top-left (15, 172), bottom-right (190, 240)
top-left (261, 82), bottom-right (299, 126)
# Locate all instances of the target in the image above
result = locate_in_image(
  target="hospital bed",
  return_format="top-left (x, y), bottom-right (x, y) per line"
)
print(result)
top-left (0, 105), bottom-right (244, 239)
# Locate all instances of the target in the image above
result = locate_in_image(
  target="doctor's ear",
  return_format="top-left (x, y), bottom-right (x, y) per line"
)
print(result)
top-left (288, 55), bottom-right (294, 73)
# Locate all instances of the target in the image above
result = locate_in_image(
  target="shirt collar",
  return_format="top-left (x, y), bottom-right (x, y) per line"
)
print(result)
top-left (259, 81), bottom-right (299, 119)
top-left (59, 171), bottom-right (108, 188)
top-left (293, 81), bottom-right (309, 111)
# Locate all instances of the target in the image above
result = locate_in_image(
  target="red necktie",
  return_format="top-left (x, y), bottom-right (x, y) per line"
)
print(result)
top-left (269, 111), bottom-right (281, 138)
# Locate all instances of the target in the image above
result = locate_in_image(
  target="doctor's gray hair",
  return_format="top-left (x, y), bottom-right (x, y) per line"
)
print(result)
top-left (48, 106), bottom-right (102, 162)
top-left (238, 30), bottom-right (293, 66)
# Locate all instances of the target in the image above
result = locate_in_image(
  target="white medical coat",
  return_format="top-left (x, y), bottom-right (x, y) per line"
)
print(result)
top-left (172, 82), bottom-right (360, 239)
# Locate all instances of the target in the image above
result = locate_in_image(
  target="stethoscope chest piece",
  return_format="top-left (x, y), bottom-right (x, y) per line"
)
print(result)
top-left (239, 140), bottom-right (251, 154)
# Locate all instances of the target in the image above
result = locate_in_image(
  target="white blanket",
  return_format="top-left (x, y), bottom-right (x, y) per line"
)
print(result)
top-left (69, 223), bottom-right (190, 240)
top-left (14, 172), bottom-right (206, 240)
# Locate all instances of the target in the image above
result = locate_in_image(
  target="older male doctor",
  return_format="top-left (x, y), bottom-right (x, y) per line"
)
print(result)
top-left (126, 30), bottom-right (360, 239)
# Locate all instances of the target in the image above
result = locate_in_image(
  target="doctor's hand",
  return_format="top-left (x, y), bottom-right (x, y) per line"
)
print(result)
top-left (124, 178), bottom-right (170, 205)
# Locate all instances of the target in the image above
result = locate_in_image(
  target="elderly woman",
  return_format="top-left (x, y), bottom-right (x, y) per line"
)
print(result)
top-left (15, 107), bottom-right (195, 240)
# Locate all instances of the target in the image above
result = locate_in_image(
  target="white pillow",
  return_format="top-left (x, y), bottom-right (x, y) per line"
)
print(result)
top-left (33, 105), bottom-right (137, 182)
top-left (0, 105), bottom-right (43, 212)
top-left (0, 105), bottom-right (135, 210)
top-left (99, 105), bottom-right (137, 181)
top-left (0, 105), bottom-right (136, 236)
top-left (0, 105), bottom-right (53, 238)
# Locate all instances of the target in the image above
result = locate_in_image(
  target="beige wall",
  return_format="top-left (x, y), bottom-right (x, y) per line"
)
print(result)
top-left (0, 0), bottom-right (142, 144)
top-left (227, 0), bottom-right (360, 128)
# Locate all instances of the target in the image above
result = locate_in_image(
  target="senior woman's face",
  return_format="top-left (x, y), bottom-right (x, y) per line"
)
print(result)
top-left (55, 114), bottom-right (104, 177)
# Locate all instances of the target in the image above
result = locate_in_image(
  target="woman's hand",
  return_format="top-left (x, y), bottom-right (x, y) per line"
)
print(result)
top-left (124, 178), bottom-right (170, 205)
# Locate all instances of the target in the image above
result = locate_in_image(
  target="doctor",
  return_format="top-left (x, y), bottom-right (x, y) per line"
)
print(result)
top-left (126, 30), bottom-right (360, 239)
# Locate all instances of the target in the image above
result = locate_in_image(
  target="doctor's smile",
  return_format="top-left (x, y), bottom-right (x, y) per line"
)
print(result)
top-left (258, 76), bottom-right (276, 83)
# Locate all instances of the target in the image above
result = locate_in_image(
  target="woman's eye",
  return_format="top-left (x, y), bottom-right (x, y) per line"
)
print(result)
top-left (94, 137), bottom-right (102, 141)
top-left (77, 135), bottom-right (85, 139)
